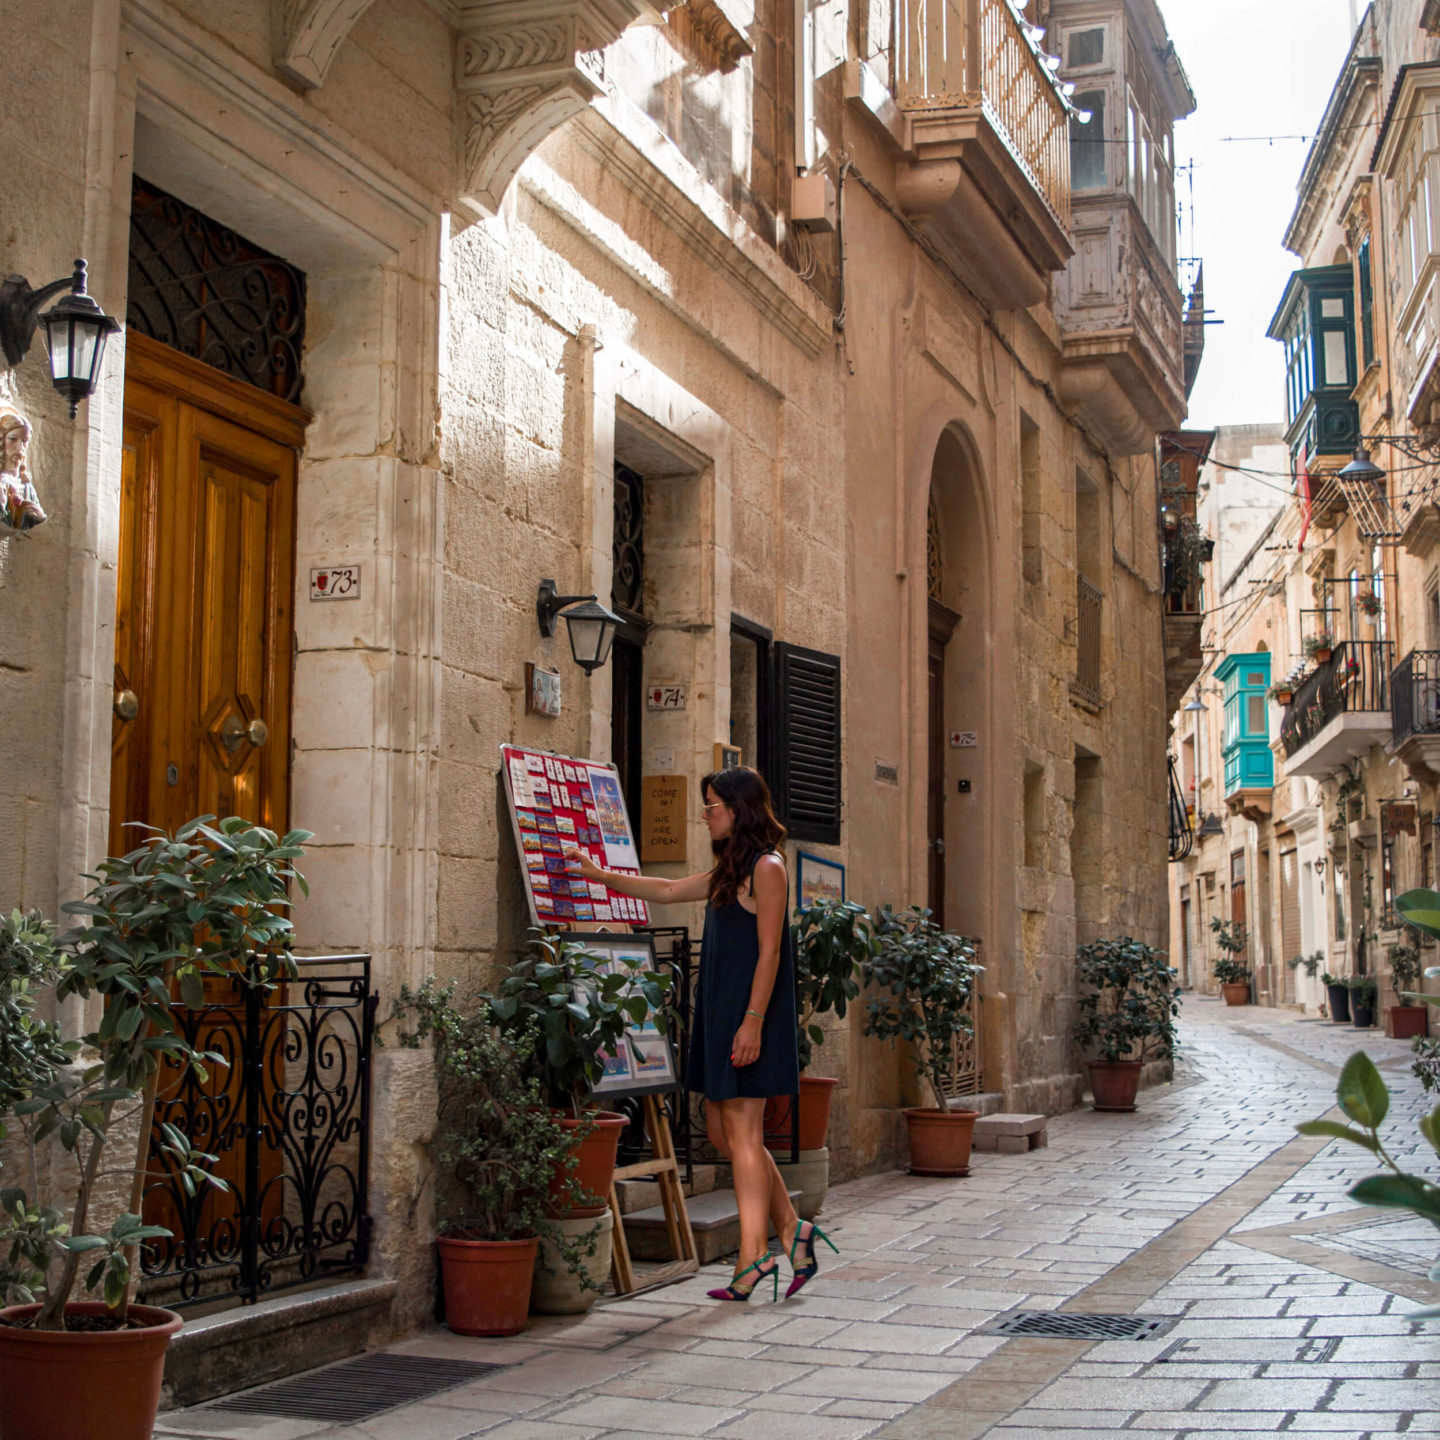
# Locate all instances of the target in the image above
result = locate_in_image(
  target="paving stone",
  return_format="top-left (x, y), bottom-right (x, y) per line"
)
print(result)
top-left (545, 1396), bottom-right (742, 1434)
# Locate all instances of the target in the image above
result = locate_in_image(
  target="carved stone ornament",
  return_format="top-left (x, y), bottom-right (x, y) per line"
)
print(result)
top-left (665, 0), bottom-right (754, 74)
top-left (0, 408), bottom-right (45, 535)
top-left (456, 0), bottom-right (647, 216)
top-left (274, 0), bottom-right (380, 89)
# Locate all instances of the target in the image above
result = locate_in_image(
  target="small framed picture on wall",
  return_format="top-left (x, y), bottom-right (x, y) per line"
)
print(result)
top-left (713, 743), bottom-right (742, 771)
top-left (796, 852), bottom-right (845, 909)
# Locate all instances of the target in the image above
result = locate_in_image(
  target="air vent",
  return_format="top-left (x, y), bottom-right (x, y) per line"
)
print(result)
top-left (205, 1353), bottom-right (503, 1424)
top-left (980, 1310), bottom-right (1176, 1341)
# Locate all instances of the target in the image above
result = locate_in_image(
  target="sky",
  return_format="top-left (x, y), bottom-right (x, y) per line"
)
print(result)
top-left (1164, 0), bottom-right (1360, 429)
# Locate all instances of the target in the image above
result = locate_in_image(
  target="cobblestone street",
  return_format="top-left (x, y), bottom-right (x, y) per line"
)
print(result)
top-left (157, 1001), bottom-right (1439, 1440)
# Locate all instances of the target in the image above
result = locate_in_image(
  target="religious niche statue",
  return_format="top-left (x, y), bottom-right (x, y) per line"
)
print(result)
top-left (0, 409), bottom-right (46, 534)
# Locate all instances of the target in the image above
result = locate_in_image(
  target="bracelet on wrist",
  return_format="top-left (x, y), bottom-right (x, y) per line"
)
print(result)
top-left (745, 1008), bottom-right (764, 1021)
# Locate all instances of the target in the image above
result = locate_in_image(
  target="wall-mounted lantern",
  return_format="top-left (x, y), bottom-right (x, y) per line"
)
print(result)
top-left (0, 260), bottom-right (121, 417)
top-left (536, 579), bottom-right (622, 675)
top-left (1195, 812), bottom-right (1225, 838)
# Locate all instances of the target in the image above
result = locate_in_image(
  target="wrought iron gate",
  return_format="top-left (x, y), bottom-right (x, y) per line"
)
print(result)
top-left (138, 954), bottom-right (376, 1309)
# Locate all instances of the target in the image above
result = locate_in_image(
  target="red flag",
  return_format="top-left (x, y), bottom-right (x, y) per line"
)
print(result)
top-left (1296, 446), bottom-right (1311, 552)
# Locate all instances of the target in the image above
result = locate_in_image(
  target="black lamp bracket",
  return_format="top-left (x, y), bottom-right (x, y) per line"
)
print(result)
top-left (0, 264), bottom-right (84, 369)
top-left (536, 578), bottom-right (597, 638)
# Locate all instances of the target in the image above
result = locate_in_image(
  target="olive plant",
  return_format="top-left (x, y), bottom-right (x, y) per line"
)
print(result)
top-left (792, 898), bottom-right (876, 1071)
top-left (491, 932), bottom-right (670, 1113)
top-left (1073, 937), bottom-right (1180, 1066)
top-left (0, 817), bottom-right (308, 1330)
top-left (1297, 1051), bottom-right (1440, 1320)
top-left (862, 906), bottom-right (981, 1112)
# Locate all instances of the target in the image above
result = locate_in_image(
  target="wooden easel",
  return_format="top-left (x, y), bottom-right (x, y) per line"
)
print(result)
top-left (607, 1092), bottom-right (698, 1295)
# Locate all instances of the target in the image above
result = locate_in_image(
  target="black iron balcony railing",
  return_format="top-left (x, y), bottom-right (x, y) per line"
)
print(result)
top-left (1391, 648), bottom-right (1440, 746)
top-left (1168, 755), bottom-right (1193, 862)
top-left (1279, 639), bottom-right (1393, 759)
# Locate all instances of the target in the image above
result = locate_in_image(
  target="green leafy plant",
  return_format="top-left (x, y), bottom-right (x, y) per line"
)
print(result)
top-left (1166, 517), bottom-right (1212, 597)
top-left (1357, 589), bottom-right (1382, 617)
top-left (1209, 918), bottom-right (1250, 984)
top-left (1322, 970), bottom-right (1346, 988)
top-left (0, 818), bottom-right (308, 1330)
top-left (1388, 941), bottom-right (1424, 993)
top-left (1213, 956), bottom-right (1252, 984)
top-left (1289, 950), bottom-right (1324, 978)
top-left (1346, 974), bottom-right (1378, 1001)
top-left (793, 899), bottom-right (876, 1072)
top-left (1267, 680), bottom-right (1295, 701)
top-left (390, 980), bottom-right (603, 1284)
top-left (1296, 1052), bottom-right (1440, 1320)
top-left (492, 932), bottom-right (670, 1113)
top-left (1073, 937), bottom-right (1180, 1066)
top-left (862, 906), bottom-right (981, 1111)
top-left (1304, 631), bottom-right (1335, 659)
top-left (1414, 1037), bottom-right (1440, 1095)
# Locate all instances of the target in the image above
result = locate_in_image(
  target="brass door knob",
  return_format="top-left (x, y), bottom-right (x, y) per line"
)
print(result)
top-left (114, 689), bottom-right (139, 722)
top-left (221, 714), bottom-right (269, 753)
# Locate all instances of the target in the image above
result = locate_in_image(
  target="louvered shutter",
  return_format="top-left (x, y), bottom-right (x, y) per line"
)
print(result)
top-left (773, 642), bottom-right (841, 843)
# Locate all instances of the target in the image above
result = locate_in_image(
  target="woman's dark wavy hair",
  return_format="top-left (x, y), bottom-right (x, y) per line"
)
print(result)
top-left (703, 766), bottom-right (786, 907)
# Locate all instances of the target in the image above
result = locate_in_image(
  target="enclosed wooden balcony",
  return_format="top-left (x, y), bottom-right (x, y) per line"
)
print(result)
top-left (891, 0), bottom-right (1074, 309)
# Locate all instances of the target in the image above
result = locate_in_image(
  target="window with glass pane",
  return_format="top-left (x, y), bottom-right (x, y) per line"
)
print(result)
top-left (1246, 694), bottom-right (1266, 736)
top-left (1068, 27), bottom-right (1105, 66)
top-left (1070, 92), bottom-right (1107, 190)
top-left (1358, 238), bottom-right (1375, 367)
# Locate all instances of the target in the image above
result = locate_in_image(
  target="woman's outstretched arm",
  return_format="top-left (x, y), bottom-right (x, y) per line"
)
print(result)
top-left (562, 842), bottom-right (712, 905)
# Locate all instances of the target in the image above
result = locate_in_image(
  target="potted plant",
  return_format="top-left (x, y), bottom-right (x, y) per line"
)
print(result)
top-left (1393, 890), bottom-right (1440, 1037)
top-left (1268, 680), bottom-right (1295, 705)
top-left (392, 981), bottom-right (603, 1333)
top-left (1210, 918), bottom-right (1251, 1004)
top-left (1297, 1053), bottom-right (1440, 1324)
top-left (492, 933), bottom-right (669, 1219)
top-left (1384, 940), bottom-right (1428, 1039)
top-left (1322, 970), bottom-right (1352, 1023)
top-left (1347, 974), bottom-right (1378, 1028)
top-left (1356, 589), bottom-right (1382, 617)
top-left (1413, 1036), bottom-right (1440, 1093)
top-left (0, 819), bottom-right (307, 1440)
top-left (863, 906), bottom-right (983, 1176)
top-left (1304, 632), bottom-right (1334, 664)
top-left (1074, 937), bottom-right (1180, 1112)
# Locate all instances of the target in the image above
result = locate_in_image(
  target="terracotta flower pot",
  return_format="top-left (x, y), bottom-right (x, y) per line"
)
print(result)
top-left (1326, 983), bottom-right (1351, 1023)
top-left (437, 1234), bottom-right (539, 1336)
top-left (903, 1107), bottom-right (978, 1177)
top-left (0, 1301), bottom-right (182, 1440)
top-left (1088, 1060), bottom-right (1142, 1112)
top-left (1313, 647), bottom-right (1332, 663)
top-left (550, 1111), bottom-right (627, 1217)
top-left (1385, 1005), bottom-right (1429, 1039)
top-left (764, 1076), bottom-right (840, 1153)
top-left (1221, 982), bottom-right (1251, 1006)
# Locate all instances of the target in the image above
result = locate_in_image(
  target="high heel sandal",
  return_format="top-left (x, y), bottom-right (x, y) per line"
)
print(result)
top-left (707, 1253), bottom-right (780, 1302)
top-left (785, 1219), bottom-right (838, 1298)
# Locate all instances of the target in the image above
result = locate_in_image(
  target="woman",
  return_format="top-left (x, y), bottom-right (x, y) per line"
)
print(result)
top-left (564, 766), bottom-right (834, 1302)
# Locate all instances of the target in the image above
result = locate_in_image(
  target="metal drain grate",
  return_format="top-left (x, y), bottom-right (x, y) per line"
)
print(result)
top-left (980, 1310), bottom-right (1175, 1341)
top-left (205, 1353), bottom-right (504, 1424)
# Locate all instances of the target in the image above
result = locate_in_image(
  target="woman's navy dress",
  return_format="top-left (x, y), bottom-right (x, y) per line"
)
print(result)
top-left (686, 852), bottom-right (800, 1101)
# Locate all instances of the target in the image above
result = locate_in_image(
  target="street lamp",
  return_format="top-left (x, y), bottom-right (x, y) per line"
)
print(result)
top-left (535, 580), bottom-right (622, 675)
top-left (1337, 447), bottom-right (1385, 489)
top-left (0, 260), bottom-right (121, 417)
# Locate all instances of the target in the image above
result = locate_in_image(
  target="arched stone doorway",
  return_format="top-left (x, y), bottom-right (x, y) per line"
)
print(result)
top-left (925, 426), bottom-right (991, 941)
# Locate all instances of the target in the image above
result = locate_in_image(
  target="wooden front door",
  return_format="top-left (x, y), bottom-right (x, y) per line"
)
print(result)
top-left (116, 334), bottom-right (304, 1261)
top-left (927, 599), bottom-right (960, 925)
top-left (112, 333), bottom-right (302, 852)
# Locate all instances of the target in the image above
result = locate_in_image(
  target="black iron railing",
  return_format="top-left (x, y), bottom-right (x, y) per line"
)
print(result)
top-left (1279, 640), bottom-right (1393, 758)
top-left (1074, 575), bottom-right (1103, 706)
top-left (1392, 649), bottom-right (1440, 746)
top-left (1168, 756), bottom-right (1194, 862)
top-left (138, 954), bottom-right (375, 1310)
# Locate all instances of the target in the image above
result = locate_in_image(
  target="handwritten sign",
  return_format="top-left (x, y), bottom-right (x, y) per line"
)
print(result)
top-left (640, 774), bottom-right (688, 863)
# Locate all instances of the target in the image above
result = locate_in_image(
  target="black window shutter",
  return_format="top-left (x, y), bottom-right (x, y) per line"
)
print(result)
top-left (773, 642), bottom-right (841, 843)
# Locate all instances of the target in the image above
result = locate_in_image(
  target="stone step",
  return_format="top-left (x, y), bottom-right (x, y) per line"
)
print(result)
top-left (972, 1111), bottom-right (1048, 1153)
top-left (622, 1187), bottom-right (801, 1265)
top-left (614, 1162), bottom-right (720, 1215)
top-left (162, 1278), bottom-right (397, 1410)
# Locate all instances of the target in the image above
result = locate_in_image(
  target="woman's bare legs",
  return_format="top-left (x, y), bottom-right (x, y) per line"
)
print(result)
top-left (712, 1098), bottom-right (800, 1274)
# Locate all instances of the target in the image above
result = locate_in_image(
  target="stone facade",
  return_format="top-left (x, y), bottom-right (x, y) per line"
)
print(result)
top-left (1169, 1), bottom-right (1440, 1028)
top-left (2, 0), bottom-right (1195, 1344)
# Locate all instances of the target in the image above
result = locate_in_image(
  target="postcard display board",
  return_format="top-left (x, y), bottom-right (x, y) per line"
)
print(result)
top-left (500, 745), bottom-right (697, 1295)
top-left (501, 745), bottom-right (652, 928)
